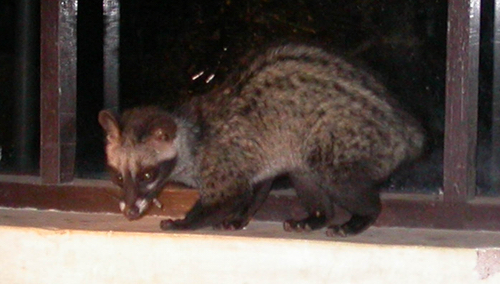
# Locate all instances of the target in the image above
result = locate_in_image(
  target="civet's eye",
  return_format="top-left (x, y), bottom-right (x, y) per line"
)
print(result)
top-left (140, 168), bottom-right (158, 183)
top-left (143, 172), bottom-right (153, 182)
top-left (112, 171), bottom-right (124, 187)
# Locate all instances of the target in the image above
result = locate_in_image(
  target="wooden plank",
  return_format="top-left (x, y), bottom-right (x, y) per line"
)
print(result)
top-left (443, 0), bottom-right (481, 202)
top-left (40, 0), bottom-right (78, 183)
top-left (0, 176), bottom-right (198, 218)
top-left (2, 177), bottom-right (500, 231)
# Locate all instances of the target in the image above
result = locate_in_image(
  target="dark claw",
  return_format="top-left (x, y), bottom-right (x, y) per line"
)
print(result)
top-left (283, 220), bottom-right (294, 232)
top-left (283, 211), bottom-right (327, 233)
top-left (325, 225), bottom-right (348, 237)
top-left (283, 219), bottom-right (311, 232)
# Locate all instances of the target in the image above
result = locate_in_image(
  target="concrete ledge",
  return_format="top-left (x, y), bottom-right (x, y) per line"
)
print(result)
top-left (1, 208), bottom-right (500, 283)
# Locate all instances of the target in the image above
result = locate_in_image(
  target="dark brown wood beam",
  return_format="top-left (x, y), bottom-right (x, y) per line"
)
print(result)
top-left (444, 0), bottom-right (481, 202)
top-left (40, 0), bottom-right (78, 184)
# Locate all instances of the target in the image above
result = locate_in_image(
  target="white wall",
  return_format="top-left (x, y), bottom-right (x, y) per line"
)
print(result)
top-left (1, 223), bottom-right (500, 284)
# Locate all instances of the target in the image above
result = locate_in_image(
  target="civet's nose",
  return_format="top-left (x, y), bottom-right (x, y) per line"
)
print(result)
top-left (124, 206), bottom-right (141, 220)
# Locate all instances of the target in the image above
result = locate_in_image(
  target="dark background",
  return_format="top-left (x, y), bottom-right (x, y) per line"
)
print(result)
top-left (3, 0), bottom-right (497, 194)
top-left (83, 0), bottom-right (449, 191)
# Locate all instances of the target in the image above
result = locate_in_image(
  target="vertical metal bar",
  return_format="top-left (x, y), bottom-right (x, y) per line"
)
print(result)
top-left (40, 0), bottom-right (78, 184)
top-left (14, 0), bottom-right (39, 171)
top-left (103, 0), bottom-right (120, 112)
top-left (444, 0), bottom-right (481, 202)
top-left (492, 0), bottom-right (500, 192)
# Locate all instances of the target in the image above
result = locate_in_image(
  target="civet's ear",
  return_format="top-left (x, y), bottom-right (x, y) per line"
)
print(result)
top-left (150, 127), bottom-right (170, 142)
top-left (145, 115), bottom-right (178, 161)
top-left (147, 112), bottom-right (177, 142)
top-left (98, 110), bottom-right (121, 144)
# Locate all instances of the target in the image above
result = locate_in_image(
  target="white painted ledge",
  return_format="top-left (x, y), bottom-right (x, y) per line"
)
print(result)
top-left (1, 208), bottom-right (499, 284)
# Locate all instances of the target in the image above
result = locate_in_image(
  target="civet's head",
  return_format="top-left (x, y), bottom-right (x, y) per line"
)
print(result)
top-left (98, 107), bottom-right (178, 220)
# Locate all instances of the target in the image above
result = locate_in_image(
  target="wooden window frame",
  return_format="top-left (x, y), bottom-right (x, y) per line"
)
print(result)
top-left (2, 0), bottom-right (500, 231)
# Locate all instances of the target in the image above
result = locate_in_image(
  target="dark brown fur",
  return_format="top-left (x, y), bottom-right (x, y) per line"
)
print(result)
top-left (99, 44), bottom-right (425, 236)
